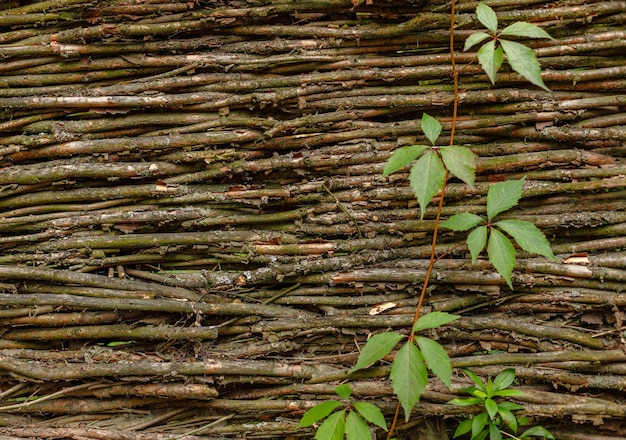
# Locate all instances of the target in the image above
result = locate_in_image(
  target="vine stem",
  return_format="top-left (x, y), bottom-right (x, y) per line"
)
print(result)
top-left (386, 0), bottom-right (460, 436)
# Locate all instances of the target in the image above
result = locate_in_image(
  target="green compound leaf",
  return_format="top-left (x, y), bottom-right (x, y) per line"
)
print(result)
top-left (476, 3), bottom-right (498, 34)
top-left (440, 145), bottom-right (476, 187)
top-left (383, 145), bottom-right (429, 177)
top-left (500, 39), bottom-right (549, 91)
top-left (441, 213), bottom-right (484, 232)
top-left (492, 368), bottom-right (517, 392)
top-left (477, 40), bottom-right (503, 85)
top-left (501, 21), bottom-right (554, 40)
top-left (421, 113), bottom-right (443, 145)
top-left (486, 178), bottom-right (525, 221)
top-left (485, 398), bottom-right (499, 420)
top-left (351, 331), bottom-right (405, 373)
top-left (487, 228), bottom-right (516, 289)
top-left (353, 402), bottom-right (388, 431)
top-left (299, 400), bottom-right (343, 427)
top-left (415, 336), bottom-right (453, 388)
top-left (315, 409), bottom-right (346, 440)
top-left (390, 342), bottom-right (427, 422)
top-left (345, 411), bottom-right (370, 440)
top-left (494, 219), bottom-right (557, 262)
top-left (467, 225), bottom-right (488, 264)
top-left (519, 426), bottom-right (555, 439)
top-left (453, 418), bottom-right (473, 438)
top-left (409, 150), bottom-right (446, 220)
top-left (413, 311), bottom-right (460, 332)
top-left (464, 31), bottom-right (491, 51)
top-left (335, 383), bottom-right (352, 400)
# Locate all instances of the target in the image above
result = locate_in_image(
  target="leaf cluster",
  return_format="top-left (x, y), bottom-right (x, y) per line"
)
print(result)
top-left (298, 383), bottom-right (388, 440)
top-left (441, 178), bottom-right (557, 289)
top-left (350, 312), bottom-right (459, 421)
top-left (449, 369), bottom-right (554, 440)
top-left (464, 3), bottom-right (554, 91)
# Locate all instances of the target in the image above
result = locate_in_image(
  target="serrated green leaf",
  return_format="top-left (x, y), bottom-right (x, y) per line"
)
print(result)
top-left (351, 331), bottom-right (405, 373)
top-left (472, 412), bottom-right (489, 439)
top-left (488, 228), bottom-right (516, 289)
top-left (500, 39), bottom-right (549, 91)
top-left (520, 426), bottom-right (555, 439)
top-left (476, 3), bottom-right (498, 34)
top-left (440, 145), bottom-right (476, 187)
top-left (413, 311), bottom-right (460, 332)
top-left (486, 178), bottom-right (525, 221)
top-left (448, 396), bottom-right (483, 406)
top-left (346, 411), bottom-right (371, 440)
top-left (335, 383), bottom-right (352, 400)
top-left (477, 40), bottom-right (503, 85)
top-left (390, 342), bottom-right (427, 422)
top-left (315, 410), bottom-right (346, 440)
top-left (499, 408), bottom-right (518, 433)
top-left (493, 389), bottom-right (523, 398)
top-left (383, 145), bottom-right (429, 177)
top-left (454, 419), bottom-right (473, 438)
top-left (489, 422), bottom-right (503, 440)
top-left (500, 21), bottom-right (553, 40)
top-left (494, 219), bottom-right (557, 261)
top-left (421, 113), bottom-right (442, 145)
top-left (299, 400), bottom-right (343, 427)
top-left (409, 150), bottom-right (446, 220)
top-left (464, 31), bottom-right (491, 51)
top-left (415, 336), bottom-right (453, 387)
top-left (441, 213), bottom-right (484, 232)
top-left (467, 225), bottom-right (488, 263)
top-left (353, 402), bottom-right (388, 431)
top-left (491, 368), bottom-right (516, 392)
top-left (485, 398), bottom-right (498, 420)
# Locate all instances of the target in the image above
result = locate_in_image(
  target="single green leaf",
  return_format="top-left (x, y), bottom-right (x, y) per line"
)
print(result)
top-left (476, 3), bottom-right (498, 34)
top-left (353, 402), bottom-right (388, 431)
top-left (464, 31), bottom-right (491, 51)
top-left (464, 369), bottom-right (486, 390)
top-left (487, 228), bottom-right (516, 289)
top-left (415, 336), bottom-right (453, 388)
top-left (351, 331), bottom-right (405, 373)
top-left (335, 383), bottom-right (352, 400)
top-left (315, 410), bottom-right (346, 440)
top-left (440, 145), bottom-right (476, 187)
top-left (299, 401), bottom-right (343, 427)
top-left (500, 21), bottom-right (553, 40)
top-left (475, 429), bottom-right (490, 440)
top-left (409, 150), bottom-right (446, 220)
top-left (453, 419), bottom-right (473, 438)
top-left (500, 39), bottom-right (549, 91)
top-left (489, 422), bottom-right (503, 440)
top-left (494, 219), bottom-right (557, 261)
top-left (441, 213), bottom-right (484, 232)
top-left (421, 113), bottom-right (443, 145)
top-left (413, 311), bottom-right (460, 332)
top-left (383, 145), bottom-right (429, 177)
top-left (491, 368), bottom-right (517, 392)
top-left (477, 40), bottom-right (503, 85)
top-left (346, 411), bottom-right (371, 440)
top-left (467, 225), bottom-right (488, 263)
top-left (520, 426), bottom-right (555, 439)
top-left (486, 178), bottom-right (525, 221)
top-left (472, 412), bottom-right (489, 439)
top-left (493, 389), bottom-right (524, 398)
top-left (518, 417), bottom-right (532, 427)
top-left (485, 398), bottom-right (499, 420)
top-left (448, 396), bottom-right (483, 406)
top-left (390, 342), bottom-right (427, 422)
top-left (498, 401), bottom-right (525, 411)
top-left (498, 408), bottom-right (518, 433)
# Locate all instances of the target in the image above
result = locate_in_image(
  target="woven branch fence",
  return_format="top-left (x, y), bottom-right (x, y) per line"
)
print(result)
top-left (0, 0), bottom-right (625, 438)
